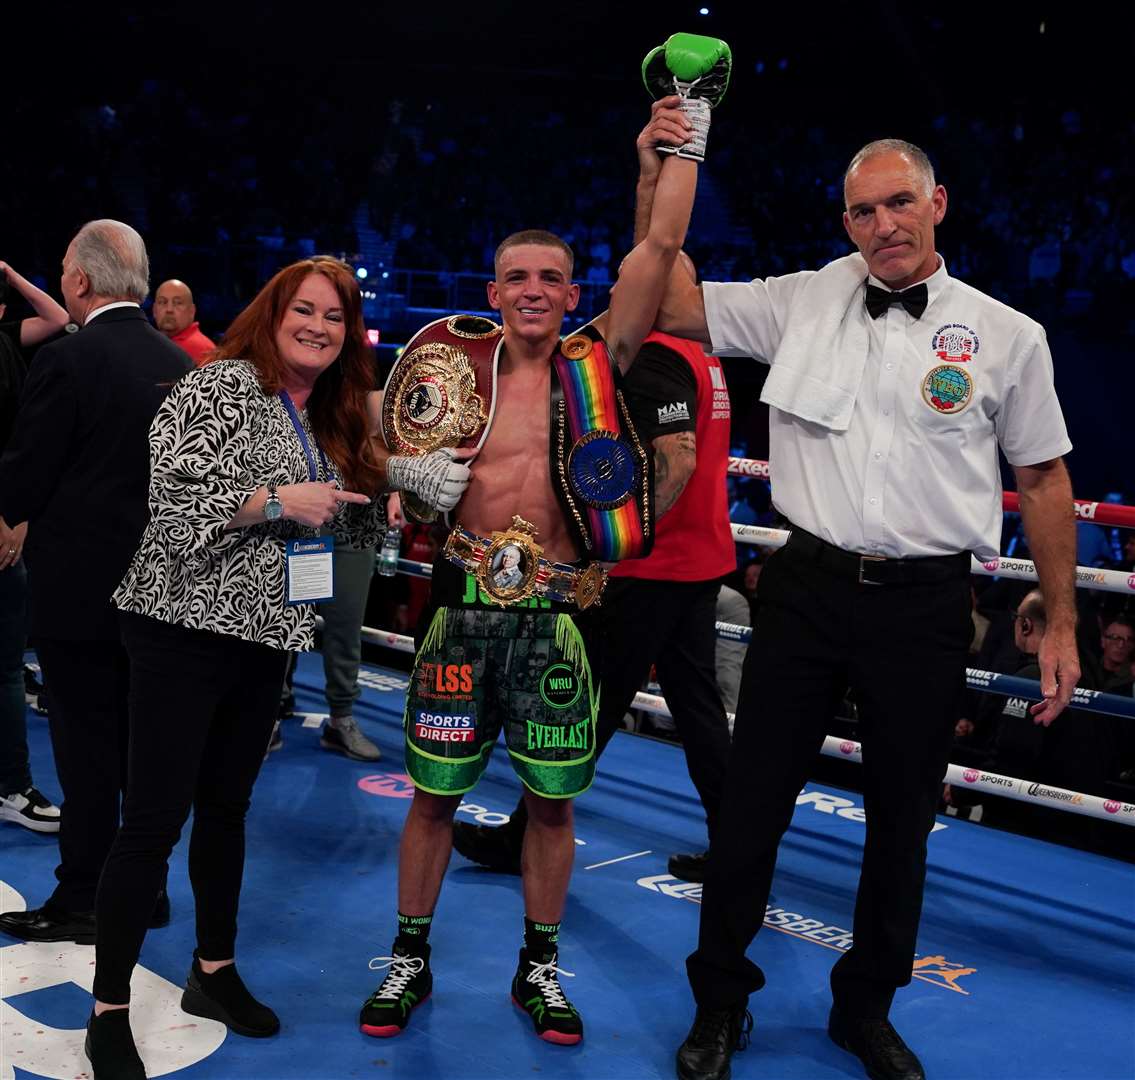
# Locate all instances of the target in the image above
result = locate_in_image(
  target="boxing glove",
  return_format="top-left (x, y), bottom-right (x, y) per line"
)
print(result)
top-left (642, 32), bottom-right (732, 162)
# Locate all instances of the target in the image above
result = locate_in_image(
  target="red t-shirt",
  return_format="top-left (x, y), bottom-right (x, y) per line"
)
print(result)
top-left (613, 332), bottom-right (735, 582)
top-left (169, 322), bottom-right (216, 366)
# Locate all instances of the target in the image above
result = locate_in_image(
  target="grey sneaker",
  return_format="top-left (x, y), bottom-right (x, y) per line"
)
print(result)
top-left (321, 716), bottom-right (381, 762)
top-left (0, 786), bottom-right (61, 833)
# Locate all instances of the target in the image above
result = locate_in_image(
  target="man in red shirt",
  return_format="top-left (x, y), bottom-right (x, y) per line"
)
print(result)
top-left (152, 279), bottom-right (214, 365)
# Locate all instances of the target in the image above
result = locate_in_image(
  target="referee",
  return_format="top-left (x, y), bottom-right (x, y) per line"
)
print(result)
top-left (656, 139), bottom-right (1079, 1080)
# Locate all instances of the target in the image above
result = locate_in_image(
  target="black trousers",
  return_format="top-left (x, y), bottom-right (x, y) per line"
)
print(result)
top-left (687, 538), bottom-right (972, 1018)
top-left (33, 636), bottom-right (131, 912)
top-left (93, 612), bottom-right (287, 1004)
top-left (511, 576), bottom-right (731, 836)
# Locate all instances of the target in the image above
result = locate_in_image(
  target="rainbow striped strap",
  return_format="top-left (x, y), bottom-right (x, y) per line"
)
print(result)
top-left (552, 328), bottom-right (652, 562)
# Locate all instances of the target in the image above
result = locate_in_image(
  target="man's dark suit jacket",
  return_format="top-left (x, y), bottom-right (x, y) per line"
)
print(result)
top-left (0, 306), bottom-right (193, 641)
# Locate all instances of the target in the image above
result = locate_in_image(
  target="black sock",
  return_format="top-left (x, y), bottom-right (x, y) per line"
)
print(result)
top-left (524, 916), bottom-right (560, 957)
top-left (396, 911), bottom-right (433, 950)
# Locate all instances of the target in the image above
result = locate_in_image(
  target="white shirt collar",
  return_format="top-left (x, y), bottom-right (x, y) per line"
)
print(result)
top-left (867, 255), bottom-right (949, 311)
top-left (84, 301), bottom-right (141, 326)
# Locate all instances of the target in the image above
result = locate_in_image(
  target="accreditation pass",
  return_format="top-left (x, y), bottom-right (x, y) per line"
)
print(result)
top-left (285, 537), bottom-right (334, 604)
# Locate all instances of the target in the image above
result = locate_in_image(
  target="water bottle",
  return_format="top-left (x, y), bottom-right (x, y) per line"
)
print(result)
top-left (377, 525), bottom-right (402, 578)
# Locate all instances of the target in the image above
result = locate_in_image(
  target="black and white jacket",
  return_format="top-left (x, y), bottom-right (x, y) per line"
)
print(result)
top-left (114, 358), bottom-right (385, 650)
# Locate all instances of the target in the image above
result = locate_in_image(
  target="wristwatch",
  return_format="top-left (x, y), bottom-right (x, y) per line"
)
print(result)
top-left (264, 483), bottom-right (284, 521)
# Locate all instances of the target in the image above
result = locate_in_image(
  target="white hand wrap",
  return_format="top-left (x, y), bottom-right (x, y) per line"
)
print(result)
top-left (657, 95), bottom-right (711, 162)
top-left (387, 448), bottom-right (471, 512)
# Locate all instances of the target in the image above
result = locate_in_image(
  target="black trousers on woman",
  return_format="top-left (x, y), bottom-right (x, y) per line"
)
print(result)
top-left (93, 612), bottom-right (287, 1004)
top-left (686, 529), bottom-right (973, 1019)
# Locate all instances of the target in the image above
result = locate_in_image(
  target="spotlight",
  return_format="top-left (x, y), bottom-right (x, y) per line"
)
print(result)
top-left (356, 267), bottom-right (368, 280)
top-left (699, 6), bottom-right (709, 13)
top-left (366, 329), bottom-right (380, 347)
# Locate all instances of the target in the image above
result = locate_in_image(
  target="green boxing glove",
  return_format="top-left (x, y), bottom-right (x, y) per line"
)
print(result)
top-left (642, 32), bottom-right (732, 162)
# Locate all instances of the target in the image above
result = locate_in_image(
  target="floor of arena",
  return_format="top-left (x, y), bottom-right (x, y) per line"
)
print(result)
top-left (3, 651), bottom-right (1134, 1080)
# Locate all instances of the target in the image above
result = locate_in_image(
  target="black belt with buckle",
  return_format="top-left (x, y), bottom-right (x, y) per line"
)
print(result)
top-left (785, 526), bottom-right (970, 586)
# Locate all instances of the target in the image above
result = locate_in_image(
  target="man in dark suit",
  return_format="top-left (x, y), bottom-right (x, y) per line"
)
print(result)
top-left (0, 220), bottom-right (192, 943)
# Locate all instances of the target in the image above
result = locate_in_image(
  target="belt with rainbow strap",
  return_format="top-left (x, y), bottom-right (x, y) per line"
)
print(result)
top-left (551, 325), bottom-right (653, 562)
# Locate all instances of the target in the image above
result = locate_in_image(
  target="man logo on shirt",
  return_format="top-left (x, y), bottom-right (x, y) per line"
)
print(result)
top-left (657, 401), bottom-right (690, 424)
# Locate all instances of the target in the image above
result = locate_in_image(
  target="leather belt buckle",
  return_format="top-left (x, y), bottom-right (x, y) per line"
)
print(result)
top-left (858, 554), bottom-right (887, 586)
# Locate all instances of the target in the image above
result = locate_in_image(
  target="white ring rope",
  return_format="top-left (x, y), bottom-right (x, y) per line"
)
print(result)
top-left (312, 616), bottom-right (1135, 828)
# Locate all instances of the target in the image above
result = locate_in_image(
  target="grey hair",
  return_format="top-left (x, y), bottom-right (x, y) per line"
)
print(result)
top-left (70, 219), bottom-right (150, 302)
top-left (843, 139), bottom-right (936, 202)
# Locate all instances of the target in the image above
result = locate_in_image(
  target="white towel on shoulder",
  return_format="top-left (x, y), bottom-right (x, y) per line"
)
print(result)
top-left (759, 252), bottom-right (869, 432)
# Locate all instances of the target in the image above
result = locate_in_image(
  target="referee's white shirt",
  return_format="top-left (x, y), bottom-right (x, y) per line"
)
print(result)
top-left (703, 259), bottom-right (1072, 562)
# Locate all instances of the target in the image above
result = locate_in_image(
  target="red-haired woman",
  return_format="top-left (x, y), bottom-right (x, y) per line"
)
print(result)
top-left (84, 257), bottom-right (467, 1077)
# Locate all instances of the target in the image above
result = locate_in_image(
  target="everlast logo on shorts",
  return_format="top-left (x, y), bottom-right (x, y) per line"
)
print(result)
top-left (418, 662), bottom-right (474, 699)
top-left (527, 718), bottom-right (590, 751)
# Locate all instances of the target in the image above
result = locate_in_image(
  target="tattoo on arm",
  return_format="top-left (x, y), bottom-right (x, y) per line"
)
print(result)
top-left (653, 431), bottom-right (696, 517)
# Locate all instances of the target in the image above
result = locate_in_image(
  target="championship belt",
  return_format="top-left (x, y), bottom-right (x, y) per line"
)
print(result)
top-left (550, 325), bottom-right (653, 561)
top-left (443, 516), bottom-right (607, 610)
top-left (382, 314), bottom-right (503, 523)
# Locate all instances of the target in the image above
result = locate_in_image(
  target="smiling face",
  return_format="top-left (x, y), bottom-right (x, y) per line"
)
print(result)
top-left (274, 272), bottom-right (346, 388)
top-left (487, 244), bottom-right (579, 349)
top-left (843, 150), bottom-right (946, 289)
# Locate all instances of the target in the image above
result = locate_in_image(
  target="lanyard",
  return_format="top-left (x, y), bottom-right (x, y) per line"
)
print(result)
top-left (278, 391), bottom-right (329, 483)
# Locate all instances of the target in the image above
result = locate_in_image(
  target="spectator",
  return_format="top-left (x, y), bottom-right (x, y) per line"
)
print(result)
top-left (0, 260), bottom-right (70, 834)
top-left (1099, 616), bottom-right (1135, 688)
top-left (86, 255), bottom-right (467, 1077)
top-left (152, 278), bottom-right (216, 365)
top-left (0, 222), bottom-right (190, 943)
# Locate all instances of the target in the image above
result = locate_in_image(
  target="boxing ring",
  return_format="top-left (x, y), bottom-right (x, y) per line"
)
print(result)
top-left (3, 479), bottom-right (1134, 1079)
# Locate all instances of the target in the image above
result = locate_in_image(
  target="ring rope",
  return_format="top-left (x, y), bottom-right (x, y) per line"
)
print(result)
top-left (727, 455), bottom-right (1135, 530)
top-left (311, 614), bottom-right (1135, 828)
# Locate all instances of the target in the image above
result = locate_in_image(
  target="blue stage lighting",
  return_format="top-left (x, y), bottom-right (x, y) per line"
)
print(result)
top-left (356, 267), bottom-right (369, 280)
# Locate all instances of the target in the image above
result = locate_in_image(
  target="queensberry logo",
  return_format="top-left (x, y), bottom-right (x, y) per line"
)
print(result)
top-left (637, 876), bottom-right (976, 995)
top-left (293, 541), bottom-right (325, 553)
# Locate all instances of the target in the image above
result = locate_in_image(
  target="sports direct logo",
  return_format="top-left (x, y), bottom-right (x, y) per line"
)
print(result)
top-left (415, 712), bottom-right (476, 743)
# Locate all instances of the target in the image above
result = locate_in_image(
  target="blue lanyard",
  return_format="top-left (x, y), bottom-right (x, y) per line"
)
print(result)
top-left (278, 391), bottom-right (329, 483)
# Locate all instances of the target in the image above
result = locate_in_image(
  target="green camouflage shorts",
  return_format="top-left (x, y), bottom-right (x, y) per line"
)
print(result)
top-left (404, 582), bottom-right (598, 799)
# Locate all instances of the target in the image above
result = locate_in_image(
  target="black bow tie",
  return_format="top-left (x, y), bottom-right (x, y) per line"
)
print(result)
top-left (864, 282), bottom-right (928, 320)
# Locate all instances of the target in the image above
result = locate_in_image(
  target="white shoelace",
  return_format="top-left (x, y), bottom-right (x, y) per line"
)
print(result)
top-left (524, 958), bottom-right (575, 1010)
top-left (367, 954), bottom-right (425, 1000)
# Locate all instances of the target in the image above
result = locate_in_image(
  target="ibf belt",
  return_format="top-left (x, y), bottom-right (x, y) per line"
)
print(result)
top-left (442, 516), bottom-right (606, 610)
top-left (381, 314), bottom-right (501, 523)
top-left (551, 327), bottom-right (652, 561)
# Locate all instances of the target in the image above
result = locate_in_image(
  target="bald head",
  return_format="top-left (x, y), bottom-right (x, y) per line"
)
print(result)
top-left (153, 279), bottom-right (197, 335)
top-left (1018, 590), bottom-right (1047, 624)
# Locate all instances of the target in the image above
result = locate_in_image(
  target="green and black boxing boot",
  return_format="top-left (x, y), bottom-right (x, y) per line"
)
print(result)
top-left (511, 938), bottom-right (583, 1045)
top-left (642, 31), bottom-right (732, 162)
top-left (359, 941), bottom-right (433, 1038)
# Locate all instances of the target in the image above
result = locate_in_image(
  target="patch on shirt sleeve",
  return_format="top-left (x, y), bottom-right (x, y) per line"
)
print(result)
top-left (657, 401), bottom-right (691, 424)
